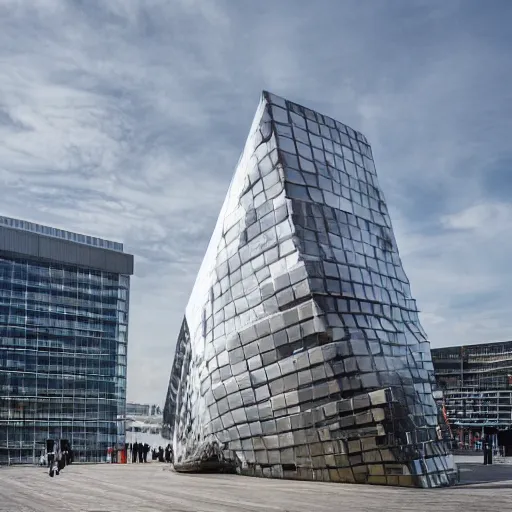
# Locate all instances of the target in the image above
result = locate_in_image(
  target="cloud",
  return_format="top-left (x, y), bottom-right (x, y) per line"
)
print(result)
top-left (393, 199), bottom-right (512, 346)
top-left (441, 203), bottom-right (512, 232)
top-left (1, 0), bottom-right (511, 402)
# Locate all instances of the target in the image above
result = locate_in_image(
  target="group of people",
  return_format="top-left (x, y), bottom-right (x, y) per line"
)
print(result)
top-left (128, 442), bottom-right (150, 463)
top-left (127, 442), bottom-right (173, 464)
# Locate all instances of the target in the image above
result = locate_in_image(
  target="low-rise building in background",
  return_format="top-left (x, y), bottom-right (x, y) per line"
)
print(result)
top-left (432, 340), bottom-right (512, 455)
top-left (126, 402), bottom-right (161, 417)
top-left (125, 402), bottom-right (165, 448)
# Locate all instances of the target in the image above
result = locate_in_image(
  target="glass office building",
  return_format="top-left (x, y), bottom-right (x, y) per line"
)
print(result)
top-left (0, 216), bottom-right (133, 464)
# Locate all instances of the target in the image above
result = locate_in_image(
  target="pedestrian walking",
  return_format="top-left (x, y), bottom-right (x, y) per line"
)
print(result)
top-left (47, 439), bottom-right (62, 477)
top-left (132, 442), bottom-right (139, 463)
top-left (137, 442), bottom-right (144, 463)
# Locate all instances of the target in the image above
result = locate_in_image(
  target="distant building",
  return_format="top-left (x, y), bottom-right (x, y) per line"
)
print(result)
top-left (125, 402), bottom-right (164, 447)
top-left (126, 402), bottom-right (162, 417)
top-left (126, 402), bottom-right (150, 417)
top-left (0, 216), bottom-right (133, 464)
top-left (432, 340), bottom-right (512, 454)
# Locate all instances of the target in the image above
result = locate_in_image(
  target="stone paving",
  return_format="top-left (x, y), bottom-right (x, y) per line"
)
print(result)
top-left (0, 462), bottom-right (511, 512)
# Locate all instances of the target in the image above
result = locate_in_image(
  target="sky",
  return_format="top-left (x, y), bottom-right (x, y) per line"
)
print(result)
top-left (1, 0), bottom-right (512, 404)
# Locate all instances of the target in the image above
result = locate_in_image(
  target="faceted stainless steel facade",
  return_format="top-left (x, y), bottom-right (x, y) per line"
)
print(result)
top-left (163, 92), bottom-right (456, 487)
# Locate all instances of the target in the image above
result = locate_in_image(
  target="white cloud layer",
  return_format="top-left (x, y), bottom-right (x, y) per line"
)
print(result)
top-left (1, 0), bottom-right (511, 403)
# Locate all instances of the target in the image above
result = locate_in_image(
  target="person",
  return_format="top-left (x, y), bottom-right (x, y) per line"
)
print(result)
top-left (66, 445), bottom-right (74, 465)
top-left (158, 446), bottom-right (164, 463)
top-left (143, 443), bottom-right (150, 463)
top-left (47, 439), bottom-right (62, 477)
top-left (164, 444), bottom-right (173, 464)
top-left (132, 442), bottom-right (138, 463)
top-left (483, 436), bottom-right (493, 465)
top-left (137, 442), bottom-right (144, 463)
top-left (61, 440), bottom-right (72, 467)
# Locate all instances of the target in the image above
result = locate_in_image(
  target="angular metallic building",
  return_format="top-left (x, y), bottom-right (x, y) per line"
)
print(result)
top-left (163, 92), bottom-right (456, 487)
top-left (0, 216), bottom-right (133, 464)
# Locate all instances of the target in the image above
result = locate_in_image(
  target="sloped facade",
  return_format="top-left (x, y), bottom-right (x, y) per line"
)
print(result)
top-left (163, 92), bottom-right (456, 487)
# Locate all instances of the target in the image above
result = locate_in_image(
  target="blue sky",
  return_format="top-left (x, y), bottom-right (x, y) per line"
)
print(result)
top-left (1, 0), bottom-right (511, 403)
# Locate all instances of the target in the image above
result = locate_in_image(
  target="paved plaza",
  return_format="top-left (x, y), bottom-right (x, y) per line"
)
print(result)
top-left (0, 461), bottom-right (511, 512)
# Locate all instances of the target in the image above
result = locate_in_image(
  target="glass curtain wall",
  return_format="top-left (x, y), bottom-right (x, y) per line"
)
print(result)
top-left (0, 255), bottom-right (129, 464)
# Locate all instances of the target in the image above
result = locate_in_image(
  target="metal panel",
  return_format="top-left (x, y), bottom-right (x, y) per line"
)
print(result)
top-left (88, 247), bottom-right (108, 271)
top-left (0, 226), bottom-right (39, 256)
top-left (104, 250), bottom-right (134, 275)
top-left (0, 225), bottom-right (133, 275)
top-left (38, 236), bottom-right (79, 265)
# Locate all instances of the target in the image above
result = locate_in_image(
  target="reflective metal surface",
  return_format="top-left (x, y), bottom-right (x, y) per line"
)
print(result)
top-left (163, 91), bottom-right (456, 487)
